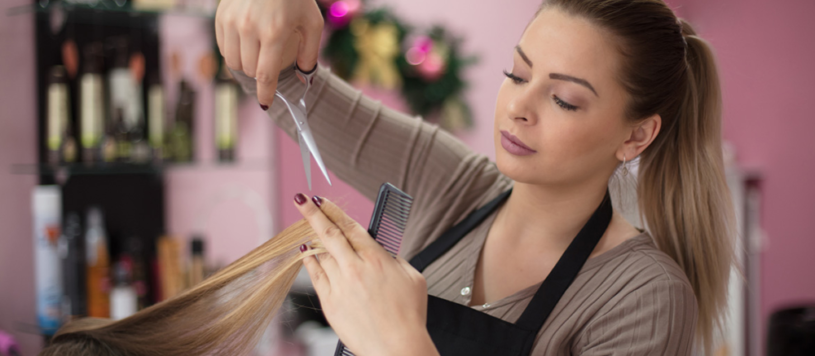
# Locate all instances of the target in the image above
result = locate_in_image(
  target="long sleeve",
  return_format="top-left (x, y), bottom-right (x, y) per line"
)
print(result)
top-left (574, 279), bottom-right (698, 356)
top-left (230, 65), bottom-right (506, 255)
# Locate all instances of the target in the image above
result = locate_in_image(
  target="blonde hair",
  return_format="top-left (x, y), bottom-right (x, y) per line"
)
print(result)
top-left (40, 219), bottom-right (324, 356)
top-left (541, 0), bottom-right (736, 353)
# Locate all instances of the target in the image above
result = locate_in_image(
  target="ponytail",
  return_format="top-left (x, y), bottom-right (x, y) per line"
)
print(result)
top-left (637, 19), bottom-right (736, 353)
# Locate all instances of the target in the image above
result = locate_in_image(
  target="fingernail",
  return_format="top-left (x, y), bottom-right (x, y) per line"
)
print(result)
top-left (299, 244), bottom-right (308, 253)
top-left (312, 195), bottom-right (323, 207)
top-left (260, 104), bottom-right (269, 111)
top-left (294, 193), bottom-right (307, 205)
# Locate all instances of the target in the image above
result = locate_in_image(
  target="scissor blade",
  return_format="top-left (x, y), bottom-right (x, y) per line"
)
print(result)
top-left (299, 133), bottom-right (312, 191)
top-left (299, 126), bottom-right (332, 187)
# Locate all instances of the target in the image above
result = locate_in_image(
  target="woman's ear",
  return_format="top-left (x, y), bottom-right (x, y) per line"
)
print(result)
top-left (617, 113), bottom-right (661, 161)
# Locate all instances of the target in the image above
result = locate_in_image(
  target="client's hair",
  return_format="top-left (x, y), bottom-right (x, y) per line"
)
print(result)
top-left (40, 219), bottom-right (325, 356)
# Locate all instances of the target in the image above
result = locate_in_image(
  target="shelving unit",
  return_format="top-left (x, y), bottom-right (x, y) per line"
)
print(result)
top-left (13, 0), bottom-right (286, 343)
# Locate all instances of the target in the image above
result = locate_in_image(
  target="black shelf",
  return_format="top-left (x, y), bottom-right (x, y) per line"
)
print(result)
top-left (11, 161), bottom-right (272, 177)
top-left (6, 1), bottom-right (215, 19)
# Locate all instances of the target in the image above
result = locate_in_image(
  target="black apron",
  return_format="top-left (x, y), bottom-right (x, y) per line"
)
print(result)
top-left (335, 188), bottom-right (613, 356)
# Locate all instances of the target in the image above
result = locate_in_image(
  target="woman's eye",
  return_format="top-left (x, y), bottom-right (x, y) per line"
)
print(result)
top-left (502, 70), bottom-right (526, 84)
top-left (553, 95), bottom-right (578, 111)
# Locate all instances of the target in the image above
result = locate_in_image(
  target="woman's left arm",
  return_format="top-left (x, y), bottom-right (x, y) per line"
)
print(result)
top-left (294, 194), bottom-right (439, 356)
top-left (575, 279), bottom-right (698, 356)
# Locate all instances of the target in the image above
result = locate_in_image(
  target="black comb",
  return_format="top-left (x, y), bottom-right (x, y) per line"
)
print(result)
top-left (333, 183), bottom-right (413, 356)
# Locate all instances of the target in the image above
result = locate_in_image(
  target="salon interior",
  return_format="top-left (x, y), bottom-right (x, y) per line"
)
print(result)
top-left (1, 0), bottom-right (813, 355)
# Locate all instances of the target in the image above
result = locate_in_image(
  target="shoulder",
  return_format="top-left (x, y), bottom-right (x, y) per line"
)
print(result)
top-left (582, 232), bottom-right (694, 296)
top-left (571, 233), bottom-right (698, 355)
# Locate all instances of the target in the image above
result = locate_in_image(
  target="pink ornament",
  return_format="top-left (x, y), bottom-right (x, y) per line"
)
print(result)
top-left (326, 0), bottom-right (361, 28)
top-left (417, 52), bottom-right (446, 81)
top-left (414, 36), bottom-right (433, 53)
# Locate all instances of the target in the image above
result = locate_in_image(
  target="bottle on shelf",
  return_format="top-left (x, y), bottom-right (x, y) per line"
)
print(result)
top-left (85, 207), bottom-right (110, 318)
top-left (214, 70), bottom-right (239, 162)
top-left (32, 186), bottom-right (63, 335)
top-left (157, 236), bottom-right (183, 300)
top-left (170, 79), bottom-right (196, 163)
top-left (188, 235), bottom-right (205, 287)
top-left (147, 73), bottom-right (166, 163)
top-left (110, 260), bottom-right (138, 320)
top-left (46, 66), bottom-right (71, 166)
top-left (79, 43), bottom-right (105, 166)
top-left (59, 212), bottom-right (86, 322)
top-left (124, 235), bottom-right (149, 309)
top-left (107, 36), bottom-right (147, 163)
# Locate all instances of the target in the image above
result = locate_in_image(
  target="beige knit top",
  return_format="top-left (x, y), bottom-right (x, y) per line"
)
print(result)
top-left (231, 64), bottom-right (698, 355)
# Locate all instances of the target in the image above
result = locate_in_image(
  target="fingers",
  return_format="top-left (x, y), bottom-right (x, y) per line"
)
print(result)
top-left (255, 38), bottom-right (286, 107)
top-left (294, 193), bottom-right (360, 267)
top-left (223, 25), bottom-right (242, 71)
top-left (317, 196), bottom-right (383, 254)
top-left (239, 32), bottom-right (260, 78)
top-left (296, 7), bottom-right (324, 73)
top-left (301, 254), bottom-right (330, 295)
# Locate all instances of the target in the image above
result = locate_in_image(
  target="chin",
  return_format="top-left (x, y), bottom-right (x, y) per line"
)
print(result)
top-left (495, 149), bottom-right (539, 184)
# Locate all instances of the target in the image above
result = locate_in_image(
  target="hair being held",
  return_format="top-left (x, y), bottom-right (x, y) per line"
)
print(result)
top-left (40, 219), bottom-right (324, 356)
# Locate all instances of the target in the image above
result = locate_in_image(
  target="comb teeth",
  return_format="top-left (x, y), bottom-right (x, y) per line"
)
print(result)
top-left (369, 184), bottom-right (412, 256)
top-left (335, 183), bottom-right (413, 356)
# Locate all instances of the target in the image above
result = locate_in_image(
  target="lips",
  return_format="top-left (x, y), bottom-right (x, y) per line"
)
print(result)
top-left (500, 130), bottom-right (536, 156)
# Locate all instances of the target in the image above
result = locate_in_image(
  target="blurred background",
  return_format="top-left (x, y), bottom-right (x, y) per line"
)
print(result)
top-left (0, 0), bottom-right (813, 355)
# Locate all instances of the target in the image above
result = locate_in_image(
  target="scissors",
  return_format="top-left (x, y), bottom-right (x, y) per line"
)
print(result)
top-left (274, 64), bottom-right (332, 190)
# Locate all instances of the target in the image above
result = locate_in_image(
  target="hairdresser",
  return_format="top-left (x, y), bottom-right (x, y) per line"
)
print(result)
top-left (216, 0), bottom-right (734, 354)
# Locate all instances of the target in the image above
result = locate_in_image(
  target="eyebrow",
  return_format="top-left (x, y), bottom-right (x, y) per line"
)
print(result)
top-left (515, 46), bottom-right (599, 97)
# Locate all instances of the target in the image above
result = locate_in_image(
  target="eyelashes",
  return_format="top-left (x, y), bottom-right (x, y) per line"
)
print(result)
top-left (502, 70), bottom-right (578, 111)
top-left (503, 69), bottom-right (524, 84)
top-left (552, 95), bottom-right (578, 111)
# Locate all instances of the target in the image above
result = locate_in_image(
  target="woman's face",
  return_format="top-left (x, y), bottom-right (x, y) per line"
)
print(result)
top-left (494, 8), bottom-right (631, 187)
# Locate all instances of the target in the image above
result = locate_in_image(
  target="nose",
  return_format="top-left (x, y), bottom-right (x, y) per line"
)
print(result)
top-left (506, 87), bottom-right (538, 125)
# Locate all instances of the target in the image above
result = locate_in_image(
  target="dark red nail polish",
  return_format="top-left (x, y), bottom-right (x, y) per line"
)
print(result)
top-left (312, 195), bottom-right (323, 207)
top-left (294, 193), bottom-right (307, 205)
top-left (299, 244), bottom-right (308, 253)
top-left (260, 104), bottom-right (269, 111)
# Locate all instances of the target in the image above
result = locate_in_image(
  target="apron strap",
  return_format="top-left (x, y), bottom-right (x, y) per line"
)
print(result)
top-left (514, 190), bottom-right (613, 331)
top-left (409, 189), bottom-right (513, 272)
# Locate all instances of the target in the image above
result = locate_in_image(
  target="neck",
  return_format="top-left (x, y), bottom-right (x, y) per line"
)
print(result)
top-left (495, 180), bottom-right (609, 252)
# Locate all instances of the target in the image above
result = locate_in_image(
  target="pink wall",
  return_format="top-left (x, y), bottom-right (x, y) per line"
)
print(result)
top-left (671, 0), bottom-right (815, 347)
top-left (0, 2), bottom-right (40, 354)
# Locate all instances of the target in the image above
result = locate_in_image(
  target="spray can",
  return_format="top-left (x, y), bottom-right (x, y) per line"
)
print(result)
top-left (32, 186), bottom-right (63, 335)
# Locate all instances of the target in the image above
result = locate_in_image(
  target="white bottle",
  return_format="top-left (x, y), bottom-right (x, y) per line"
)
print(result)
top-left (32, 186), bottom-right (63, 334)
top-left (110, 261), bottom-right (138, 320)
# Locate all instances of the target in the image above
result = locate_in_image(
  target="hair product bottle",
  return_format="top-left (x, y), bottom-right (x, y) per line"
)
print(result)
top-left (147, 74), bottom-right (165, 163)
top-left (215, 72), bottom-right (238, 162)
top-left (79, 43), bottom-right (104, 165)
top-left (59, 212), bottom-right (86, 321)
top-left (170, 79), bottom-right (196, 163)
top-left (32, 186), bottom-right (63, 335)
top-left (47, 66), bottom-right (70, 166)
top-left (85, 207), bottom-right (110, 318)
top-left (189, 236), bottom-right (205, 287)
top-left (110, 260), bottom-right (138, 320)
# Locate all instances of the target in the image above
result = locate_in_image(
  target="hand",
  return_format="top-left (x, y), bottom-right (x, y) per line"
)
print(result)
top-left (215, 0), bottom-right (323, 107)
top-left (294, 194), bottom-right (438, 356)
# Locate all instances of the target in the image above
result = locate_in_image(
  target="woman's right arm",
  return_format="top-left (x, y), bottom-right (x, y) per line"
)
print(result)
top-left (229, 64), bottom-right (491, 205)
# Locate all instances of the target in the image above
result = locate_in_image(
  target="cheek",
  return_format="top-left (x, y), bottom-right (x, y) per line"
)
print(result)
top-left (533, 118), bottom-right (616, 174)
